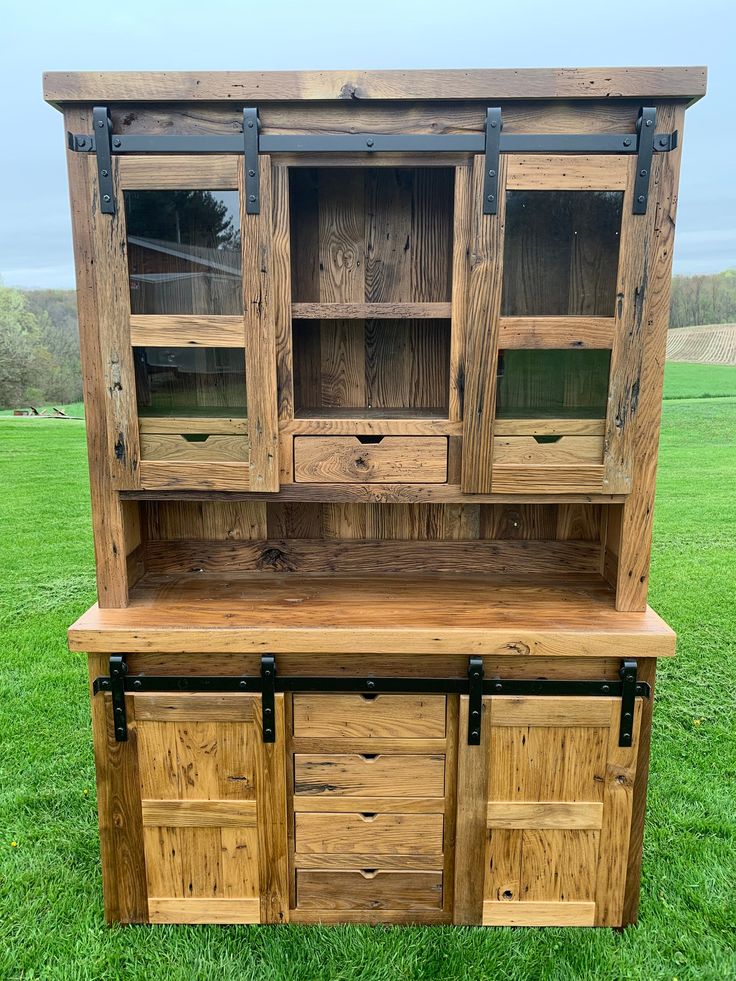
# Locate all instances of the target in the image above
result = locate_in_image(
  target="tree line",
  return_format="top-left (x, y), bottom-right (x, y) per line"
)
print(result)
top-left (1, 270), bottom-right (735, 409)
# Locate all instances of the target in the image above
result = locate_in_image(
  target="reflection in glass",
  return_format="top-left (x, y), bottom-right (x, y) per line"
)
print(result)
top-left (496, 350), bottom-right (611, 419)
top-left (125, 190), bottom-right (242, 315)
top-left (133, 347), bottom-right (246, 417)
top-left (502, 191), bottom-right (623, 317)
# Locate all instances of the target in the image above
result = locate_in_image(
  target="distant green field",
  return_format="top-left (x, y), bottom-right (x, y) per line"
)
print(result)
top-left (0, 401), bottom-right (85, 418)
top-left (664, 362), bottom-right (736, 400)
top-left (0, 374), bottom-right (734, 979)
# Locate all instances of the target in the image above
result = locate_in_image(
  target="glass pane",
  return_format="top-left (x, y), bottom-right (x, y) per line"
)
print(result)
top-left (125, 190), bottom-right (242, 315)
top-left (496, 350), bottom-right (611, 419)
top-left (133, 347), bottom-right (246, 417)
top-left (502, 191), bottom-right (623, 316)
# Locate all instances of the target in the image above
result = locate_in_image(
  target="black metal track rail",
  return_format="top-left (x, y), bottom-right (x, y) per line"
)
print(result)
top-left (68, 106), bottom-right (677, 215)
top-left (94, 656), bottom-right (649, 747)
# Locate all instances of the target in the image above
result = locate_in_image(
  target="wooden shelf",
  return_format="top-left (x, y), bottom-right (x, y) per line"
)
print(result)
top-left (68, 575), bottom-right (675, 657)
top-left (292, 303), bottom-right (452, 320)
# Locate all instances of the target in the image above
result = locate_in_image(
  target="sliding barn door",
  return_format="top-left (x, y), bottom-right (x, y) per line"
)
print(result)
top-left (131, 692), bottom-right (288, 923)
top-left (455, 695), bottom-right (642, 926)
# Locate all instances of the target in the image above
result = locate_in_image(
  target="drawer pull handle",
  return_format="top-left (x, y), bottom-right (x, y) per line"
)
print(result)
top-left (359, 869), bottom-right (378, 878)
top-left (356, 435), bottom-right (384, 445)
top-left (360, 693), bottom-right (378, 702)
top-left (181, 434), bottom-right (210, 443)
top-left (360, 754), bottom-right (378, 761)
top-left (532, 435), bottom-right (562, 444)
top-left (360, 812), bottom-right (378, 821)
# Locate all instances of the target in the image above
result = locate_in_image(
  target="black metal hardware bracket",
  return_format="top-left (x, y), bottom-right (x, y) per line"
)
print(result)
top-left (632, 107), bottom-right (657, 214)
top-left (91, 107), bottom-right (115, 214)
top-left (483, 108), bottom-right (502, 215)
top-left (261, 655), bottom-right (276, 743)
top-left (93, 656), bottom-right (648, 746)
top-left (68, 105), bottom-right (677, 217)
top-left (467, 656), bottom-right (484, 744)
top-left (243, 108), bottom-right (260, 214)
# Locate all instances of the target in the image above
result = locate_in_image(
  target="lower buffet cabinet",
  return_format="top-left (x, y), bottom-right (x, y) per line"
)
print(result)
top-left (97, 688), bottom-right (643, 927)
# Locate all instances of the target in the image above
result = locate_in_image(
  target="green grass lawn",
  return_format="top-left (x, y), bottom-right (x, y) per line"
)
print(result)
top-left (1, 365), bottom-right (734, 980)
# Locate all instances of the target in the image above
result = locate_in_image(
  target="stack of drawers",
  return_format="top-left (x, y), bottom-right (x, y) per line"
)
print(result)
top-left (288, 693), bottom-right (456, 923)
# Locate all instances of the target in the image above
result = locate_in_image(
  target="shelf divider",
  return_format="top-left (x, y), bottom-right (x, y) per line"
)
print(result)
top-left (291, 302), bottom-right (452, 320)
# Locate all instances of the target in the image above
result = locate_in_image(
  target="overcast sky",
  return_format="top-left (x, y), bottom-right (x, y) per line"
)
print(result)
top-left (1, 0), bottom-right (733, 289)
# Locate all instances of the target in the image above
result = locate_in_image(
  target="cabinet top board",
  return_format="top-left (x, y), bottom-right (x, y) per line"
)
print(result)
top-left (43, 66), bottom-right (707, 108)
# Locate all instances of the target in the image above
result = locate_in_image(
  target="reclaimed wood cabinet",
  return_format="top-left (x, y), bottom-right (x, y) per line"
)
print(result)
top-left (44, 65), bottom-right (706, 927)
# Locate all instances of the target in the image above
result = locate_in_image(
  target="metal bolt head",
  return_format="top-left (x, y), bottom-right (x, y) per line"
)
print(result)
top-left (645, 118), bottom-right (653, 126)
top-left (239, 680), bottom-right (248, 689)
top-left (490, 120), bottom-right (497, 128)
top-left (638, 194), bottom-right (645, 203)
top-left (623, 138), bottom-right (632, 147)
top-left (659, 137), bottom-right (668, 147)
top-left (116, 728), bottom-right (125, 738)
top-left (366, 138), bottom-right (374, 147)
top-left (133, 679), bottom-right (142, 689)
top-left (487, 194), bottom-right (495, 202)
top-left (101, 169), bottom-right (108, 177)
top-left (471, 709), bottom-right (480, 719)
top-left (264, 707), bottom-right (272, 716)
top-left (103, 194), bottom-right (111, 203)
top-left (264, 728), bottom-right (273, 738)
top-left (248, 169), bottom-right (255, 177)
top-left (249, 194), bottom-right (256, 202)
top-left (78, 137), bottom-right (86, 147)
top-left (366, 679), bottom-right (376, 689)
top-left (495, 682), bottom-right (503, 691)
top-left (471, 730), bottom-right (480, 739)
top-left (601, 685), bottom-right (610, 693)
top-left (623, 732), bottom-right (631, 741)
top-left (113, 138), bottom-right (121, 147)
top-left (640, 169), bottom-right (648, 177)
top-left (488, 169), bottom-right (496, 177)
top-left (97, 119), bottom-right (104, 128)
top-left (247, 120), bottom-right (254, 128)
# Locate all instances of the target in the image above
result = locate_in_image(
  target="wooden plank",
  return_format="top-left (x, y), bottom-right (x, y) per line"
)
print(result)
top-left (296, 870), bottom-right (443, 911)
top-left (460, 155), bottom-right (506, 493)
top-left (139, 434), bottom-right (248, 463)
top-left (491, 466), bottom-right (605, 494)
top-left (118, 155), bottom-right (238, 189)
top-left (494, 418), bottom-right (605, 436)
top-left (294, 436), bottom-right (448, 484)
top-left (594, 699), bottom-right (642, 925)
top-left (87, 668), bottom-right (148, 923)
top-left (293, 797), bottom-right (445, 814)
top-left (241, 155), bottom-right (280, 492)
top-left (493, 436), bottom-right (603, 466)
top-left (498, 317), bottom-right (615, 349)
top-left (285, 417), bottom-right (461, 436)
top-left (143, 538), bottom-right (601, 579)
top-left (295, 812), bottom-right (444, 855)
top-left (134, 693), bottom-right (255, 722)
top-left (141, 799), bottom-right (257, 827)
top-left (129, 315), bottom-right (244, 347)
top-left (293, 694), bottom-right (446, 739)
top-left (449, 164), bottom-right (471, 422)
top-left (272, 165), bottom-right (295, 427)
top-left (148, 898), bottom-right (260, 924)
top-left (139, 461), bottom-right (250, 490)
top-left (486, 802), bottom-right (604, 829)
top-left (292, 738), bottom-right (449, 755)
top-left (291, 908), bottom-right (450, 925)
top-left (615, 106), bottom-right (686, 608)
top-left (139, 417), bottom-right (248, 435)
top-left (506, 155), bottom-right (628, 190)
top-left (255, 694), bottom-right (289, 923)
top-left (483, 900), bottom-right (596, 926)
top-left (294, 753), bottom-right (445, 798)
top-left (293, 852), bottom-right (444, 871)
top-left (44, 67), bottom-right (708, 104)
top-left (491, 697), bottom-right (614, 727)
top-left (293, 302), bottom-right (451, 319)
top-left (453, 696), bottom-right (492, 924)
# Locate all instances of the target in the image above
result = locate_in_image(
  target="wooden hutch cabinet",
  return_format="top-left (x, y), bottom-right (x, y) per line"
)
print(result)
top-left (44, 66), bottom-right (706, 927)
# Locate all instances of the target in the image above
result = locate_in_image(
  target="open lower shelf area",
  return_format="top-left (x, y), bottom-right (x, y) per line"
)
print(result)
top-left (68, 575), bottom-right (675, 656)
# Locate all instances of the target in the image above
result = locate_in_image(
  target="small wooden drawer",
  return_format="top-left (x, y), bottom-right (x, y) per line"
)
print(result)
top-left (292, 694), bottom-right (447, 739)
top-left (294, 754), bottom-right (445, 797)
top-left (296, 869), bottom-right (443, 911)
top-left (293, 436), bottom-right (448, 483)
top-left (295, 812), bottom-right (444, 855)
top-left (139, 433), bottom-right (249, 463)
top-left (493, 435), bottom-right (604, 465)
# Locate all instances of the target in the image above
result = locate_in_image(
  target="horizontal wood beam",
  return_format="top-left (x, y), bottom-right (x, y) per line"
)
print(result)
top-left (141, 799), bottom-right (257, 827)
top-left (130, 315), bottom-right (245, 348)
top-left (292, 302), bottom-right (452, 320)
top-left (44, 68), bottom-right (707, 106)
top-left (498, 317), bottom-right (615, 349)
top-left (486, 801), bottom-right (604, 829)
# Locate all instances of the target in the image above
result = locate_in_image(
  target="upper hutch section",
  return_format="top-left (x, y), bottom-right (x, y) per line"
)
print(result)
top-left (45, 67), bottom-right (705, 502)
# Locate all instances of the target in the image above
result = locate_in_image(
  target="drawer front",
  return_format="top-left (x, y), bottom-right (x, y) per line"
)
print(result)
top-left (293, 694), bottom-right (446, 739)
top-left (139, 433), bottom-right (249, 462)
top-left (293, 436), bottom-right (448, 483)
top-left (296, 869), bottom-right (443, 911)
top-left (294, 754), bottom-right (445, 797)
top-left (295, 812), bottom-right (444, 855)
top-left (493, 435), bottom-right (604, 465)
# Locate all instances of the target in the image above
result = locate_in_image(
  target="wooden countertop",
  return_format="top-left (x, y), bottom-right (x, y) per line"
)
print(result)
top-left (68, 575), bottom-right (675, 657)
top-left (43, 67), bottom-right (707, 107)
